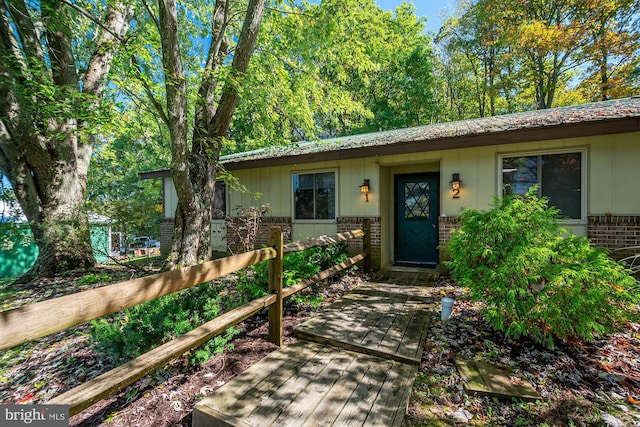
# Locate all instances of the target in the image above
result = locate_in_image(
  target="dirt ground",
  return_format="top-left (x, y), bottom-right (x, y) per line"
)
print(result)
top-left (1, 267), bottom-right (639, 426)
top-left (0, 264), bottom-right (364, 426)
top-left (404, 277), bottom-right (640, 427)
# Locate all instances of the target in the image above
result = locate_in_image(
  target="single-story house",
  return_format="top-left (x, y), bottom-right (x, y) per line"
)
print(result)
top-left (142, 97), bottom-right (640, 271)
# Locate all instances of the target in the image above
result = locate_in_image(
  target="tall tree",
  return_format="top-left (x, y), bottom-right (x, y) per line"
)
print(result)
top-left (144, 0), bottom-right (267, 267)
top-left (578, 0), bottom-right (640, 100)
top-left (434, 1), bottom-right (529, 121)
top-left (230, 0), bottom-right (436, 150)
top-left (507, 0), bottom-right (586, 109)
top-left (433, 0), bottom-right (638, 115)
top-left (436, 12), bottom-right (501, 119)
top-left (0, 0), bottom-right (133, 279)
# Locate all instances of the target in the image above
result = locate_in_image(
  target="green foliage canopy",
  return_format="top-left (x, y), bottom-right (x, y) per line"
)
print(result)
top-left (229, 0), bottom-right (437, 152)
top-left (433, 0), bottom-right (640, 119)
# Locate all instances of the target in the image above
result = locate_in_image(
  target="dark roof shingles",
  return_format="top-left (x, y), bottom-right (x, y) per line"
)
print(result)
top-left (221, 97), bottom-right (640, 164)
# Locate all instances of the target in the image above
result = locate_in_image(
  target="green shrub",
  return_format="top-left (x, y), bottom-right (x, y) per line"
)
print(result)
top-left (90, 242), bottom-right (351, 364)
top-left (447, 188), bottom-right (638, 348)
top-left (90, 282), bottom-right (240, 365)
top-left (235, 242), bottom-right (351, 306)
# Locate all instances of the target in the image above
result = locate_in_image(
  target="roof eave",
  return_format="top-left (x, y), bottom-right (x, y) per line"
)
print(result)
top-left (139, 169), bottom-right (172, 180)
top-left (223, 116), bottom-right (640, 171)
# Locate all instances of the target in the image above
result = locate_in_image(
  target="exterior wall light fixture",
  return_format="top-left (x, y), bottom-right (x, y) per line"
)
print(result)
top-left (359, 179), bottom-right (370, 202)
top-left (450, 173), bottom-right (461, 199)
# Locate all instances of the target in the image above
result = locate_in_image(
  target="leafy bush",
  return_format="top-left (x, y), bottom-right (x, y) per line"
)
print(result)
top-left (90, 282), bottom-right (240, 365)
top-left (235, 242), bottom-right (351, 306)
top-left (90, 242), bottom-right (351, 364)
top-left (447, 188), bottom-right (638, 348)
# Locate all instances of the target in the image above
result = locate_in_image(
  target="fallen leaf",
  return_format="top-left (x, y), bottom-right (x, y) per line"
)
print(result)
top-left (199, 386), bottom-right (214, 395)
top-left (627, 396), bottom-right (640, 405)
top-left (17, 393), bottom-right (35, 403)
top-left (509, 376), bottom-right (523, 385)
top-left (600, 363), bottom-right (613, 373)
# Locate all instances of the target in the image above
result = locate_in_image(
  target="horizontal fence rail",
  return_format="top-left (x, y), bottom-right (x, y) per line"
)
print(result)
top-left (0, 223), bottom-right (370, 417)
top-left (0, 248), bottom-right (277, 351)
top-left (48, 294), bottom-right (277, 414)
top-left (283, 229), bottom-right (365, 254)
top-left (282, 253), bottom-right (365, 299)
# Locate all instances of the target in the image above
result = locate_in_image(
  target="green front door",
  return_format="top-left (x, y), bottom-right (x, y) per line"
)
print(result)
top-left (394, 173), bottom-right (439, 266)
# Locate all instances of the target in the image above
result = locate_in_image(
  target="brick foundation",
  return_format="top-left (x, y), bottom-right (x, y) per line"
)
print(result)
top-left (437, 216), bottom-right (461, 270)
top-left (437, 214), bottom-right (640, 260)
top-left (438, 216), bottom-right (461, 247)
top-left (255, 217), bottom-right (292, 248)
top-left (588, 215), bottom-right (640, 253)
top-left (337, 217), bottom-right (381, 271)
top-left (224, 217), bottom-right (291, 253)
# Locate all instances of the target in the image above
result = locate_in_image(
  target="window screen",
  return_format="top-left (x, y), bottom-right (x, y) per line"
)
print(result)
top-left (293, 172), bottom-right (336, 220)
top-left (502, 152), bottom-right (582, 219)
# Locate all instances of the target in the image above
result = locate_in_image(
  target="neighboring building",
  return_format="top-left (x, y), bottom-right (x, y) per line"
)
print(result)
top-left (88, 212), bottom-right (114, 263)
top-left (143, 97), bottom-right (640, 271)
top-left (0, 212), bottom-right (115, 279)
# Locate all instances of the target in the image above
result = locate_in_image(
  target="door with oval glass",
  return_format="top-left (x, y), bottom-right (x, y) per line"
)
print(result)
top-left (394, 173), bottom-right (439, 267)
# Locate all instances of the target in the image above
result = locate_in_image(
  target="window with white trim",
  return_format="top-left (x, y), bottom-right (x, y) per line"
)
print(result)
top-left (292, 171), bottom-right (336, 220)
top-left (500, 150), bottom-right (584, 220)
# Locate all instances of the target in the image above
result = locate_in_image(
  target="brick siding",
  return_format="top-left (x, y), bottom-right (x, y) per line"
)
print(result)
top-left (438, 214), bottom-right (640, 259)
top-left (337, 217), bottom-right (381, 271)
top-left (588, 215), bottom-right (640, 254)
top-left (224, 217), bottom-right (292, 253)
top-left (438, 216), bottom-right (461, 246)
top-left (159, 214), bottom-right (639, 267)
top-left (255, 217), bottom-right (293, 248)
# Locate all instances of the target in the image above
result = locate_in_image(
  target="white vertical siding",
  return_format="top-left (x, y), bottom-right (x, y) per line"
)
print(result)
top-left (164, 177), bottom-right (178, 219)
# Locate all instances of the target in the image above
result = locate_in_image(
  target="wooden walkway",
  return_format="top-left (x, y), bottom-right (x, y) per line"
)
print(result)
top-left (295, 283), bottom-right (431, 365)
top-left (193, 283), bottom-right (432, 427)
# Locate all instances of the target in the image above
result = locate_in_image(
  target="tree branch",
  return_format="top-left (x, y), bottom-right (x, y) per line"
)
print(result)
top-left (141, 0), bottom-right (160, 32)
top-left (7, 0), bottom-right (46, 65)
top-left (195, 0), bottom-right (230, 129)
top-left (83, 0), bottom-right (133, 97)
top-left (59, 0), bottom-right (124, 42)
top-left (0, 2), bottom-right (28, 76)
top-left (41, 0), bottom-right (78, 89)
top-left (130, 55), bottom-right (169, 127)
top-left (211, 0), bottom-right (267, 137)
top-left (265, 6), bottom-right (316, 18)
top-left (158, 0), bottom-right (196, 215)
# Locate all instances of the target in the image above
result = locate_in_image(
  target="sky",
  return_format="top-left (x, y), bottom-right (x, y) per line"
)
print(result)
top-left (375, 0), bottom-right (456, 33)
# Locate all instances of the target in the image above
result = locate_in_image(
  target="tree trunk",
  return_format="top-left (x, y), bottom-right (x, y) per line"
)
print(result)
top-left (24, 159), bottom-right (94, 279)
top-left (158, 0), bottom-right (267, 269)
top-left (0, 0), bottom-right (132, 281)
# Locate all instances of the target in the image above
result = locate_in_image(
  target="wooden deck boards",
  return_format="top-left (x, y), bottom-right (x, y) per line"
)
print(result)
top-left (192, 283), bottom-right (431, 427)
top-left (294, 283), bottom-right (431, 365)
top-left (193, 341), bottom-right (417, 427)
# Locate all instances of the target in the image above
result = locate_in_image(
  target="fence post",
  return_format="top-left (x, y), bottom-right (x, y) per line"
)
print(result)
top-left (363, 218), bottom-right (371, 272)
top-left (268, 226), bottom-right (284, 346)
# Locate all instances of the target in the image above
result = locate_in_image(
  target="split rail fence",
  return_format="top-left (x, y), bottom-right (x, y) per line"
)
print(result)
top-left (0, 221), bottom-right (371, 416)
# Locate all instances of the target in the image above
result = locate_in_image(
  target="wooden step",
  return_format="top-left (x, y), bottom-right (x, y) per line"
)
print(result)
top-left (294, 283), bottom-right (431, 365)
top-left (192, 283), bottom-right (432, 427)
top-left (193, 341), bottom-right (417, 427)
